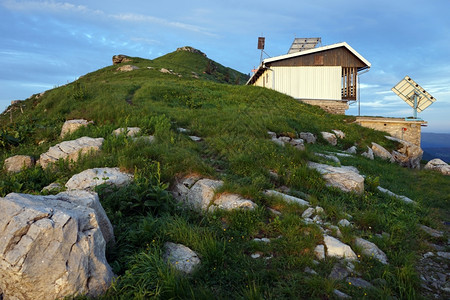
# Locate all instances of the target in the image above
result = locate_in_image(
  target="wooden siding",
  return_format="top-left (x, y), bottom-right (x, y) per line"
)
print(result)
top-left (268, 47), bottom-right (366, 69)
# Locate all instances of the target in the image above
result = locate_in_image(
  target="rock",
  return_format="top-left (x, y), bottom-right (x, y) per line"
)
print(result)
top-left (329, 262), bottom-right (350, 280)
top-left (160, 68), bottom-right (172, 74)
top-left (60, 119), bottom-right (93, 138)
top-left (264, 190), bottom-right (310, 206)
top-left (172, 177), bottom-right (222, 211)
top-left (112, 127), bottom-right (141, 137)
top-left (251, 253), bottom-right (261, 259)
top-left (279, 136), bottom-right (291, 143)
top-left (314, 245), bottom-right (325, 260)
top-left (377, 186), bottom-right (415, 204)
top-left (315, 206), bottom-right (324, 214)
top-left (328, 151), bottom-right (353, 158)
top-left (41, 182), bottom-right (63, 193)
top-left (300, 132), bottom-right (317, 144)
top-left (271, 137), bottom-right (285, 147)
top-left (38, 137), bottom-right (104, 169)
top-left (211, 193), bottom-right (257, 211)
top-left (371, 142), bottom-right (393, 161)
top-left (324, 235), bottom-right (357, 260)
top-left (116, 65), bottom-right (139, 72)
top-left (345, 146), bottom-right (357, 154)
top-left (290, 138), bottom-right (305, 150)
top-left (361, 146), bottom-right (374, 160)
top-left (267, 131), bottom-right (277, 138)
top-left (268, 207), bottom-right (281, 215)
top-left (355, 237), bottom-right (388, 264)
top-left (65, 167), bottom-right (133, 191)
top-left (308, 162), bottom-right (364, 194)
top-left (189, 136), bottom-right (202, 142)
top-left (0, 192), bottom-right (114, 299)
top-left (385, 136), bottom-right (423, 169)
top-left (419, 225), bottom-right (444, 238)
top-left (313, 215), bottom-right (323, 224)
top-left (163, 242), bottom-right (200, 274)
top-left (177, 127), bottom-right (190, 133)
top-left (346, 277), bottom-right (374, 289)
top-left (112, 54), bottom-right (132, 65)
top-left (315, 153), bottom-right (340, 164)
top-left (321, 132), bottom-right (337, 146)
top-left (436, 252), bottom-right (450, 259)
top-left (302, 207), bottom-right (315, 218)
top-left (132, 135), bottom-right (155, 143)
top-left (3, 155), bottom-right (35, 173)
top-left (332, 130), bottom-right (345, 139)
top-left (328, 225), bottom-right (343, 238)
top-left (424, 158), bottom-right (450, 175)
top-left (304, 267), bottom-right (318, 275)
top-left (334, 289), bottom-right (351, 299)
top-left (176, 46), bottom-right (207, 57)
top-left (338, 219), bottom-right (351, 227)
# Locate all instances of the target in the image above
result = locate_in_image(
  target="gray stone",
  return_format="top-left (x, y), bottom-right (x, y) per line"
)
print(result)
top-left (132, 135), bottom-right (155, 143)
top-left (38, 137), bottom-right (104, 169)
top-left (211, 193), bottom-right (257, 211)
top-left (300, 132), bottom-right (317, 144)
top-left (315, 153), bottom-right (340, 164)
top-left (333, 289), bottom-right (351, 299)
top-left (329, 263), bottom-right (350, 280)
top-left (314, 245), bottom-right (325, 260)
top-left (324, 235), bottom-right (357, 260)
top-left (251, 253), bottom-right (261, 259)
top-left (371, 142), bottom-right (393, 161)
top-left (419, 225), bottom-right (444, 238)
top-left (321, 132), bottom-right (337, 146)
top-left (112, 127), bottom-right (141, 137)
top-left (117, 65), bottom-right (139, 72)
top-left (4, 155), bottom-right (35, 173)
top-left (264, 190), bottom-right (310, 206)
top-left (65, 167), bottom-right (133, 191)
top-left (189, 136), bottom-right (202, 142)
top-left (436, 252), bottom-right (450, 259)
top-left (163, 242), bottom-right (200, 274)
top-left (302, 207), bottom-right (315, 218)
top-left (304, 267), bottom-right (318, 275)
top-left (60, 119), bottom-right (92, 138)
top-left (112, 54), bottom-right (132, 65)
top-left (177, 127), bottom-right (190, 133)
top-left (346, 277), bottom-right (374, 289)
top-left (0, 192), bottom-right (113, 299)
top-left (172, 177), bottom-right (222, 211)
top-left (345, 146), bottom-right (357, 154)
top-left (385, 136), bottom-right (423, 169)
top-left (361, 146), bottom-right (374, 160)
top-left (424, 158), bottom-right (450, 175)
top-left (41, 182), bottom-right (63, 193)
top-left (308, 162), bottom-right (364, 194)
top-left (338, 219), bottom-right (351, 227)
top-left (271, 137), bottom-right (285, 147)
top-left (377, 186), bottom-right (415, 204)
top-left (355, 237), bottom-right (388, 264)
top-left (332, 129), bottom-right (345, 139)
top-left (267, 131), bottom-right (277, 138)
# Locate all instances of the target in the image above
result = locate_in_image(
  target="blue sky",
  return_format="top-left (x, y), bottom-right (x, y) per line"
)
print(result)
top-left (1, 0), bottom-right (449, 133)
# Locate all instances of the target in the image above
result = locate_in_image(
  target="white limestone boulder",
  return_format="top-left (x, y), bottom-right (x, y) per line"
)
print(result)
top-left (385, 136), bottom-right (423, 169)
top-left (264, 190), bottom-right (310, 206)
top-left (300, 132), bottom-right (317, 144)
top-left (361, 146), bottom-right (374, 160)
top-left (211, 193), bottom-right (257, 211)
top-left (332, 130), bottom-right (345, 139)
top-left (321, 132), bottom-right (337, 146)
top-left (60, 119), bottom-right (93, 138)
top-left (308, 162), bottom-right (365, 194)
top-left (424, 158), bottom-right (450, 175)
top-left (38, 137), bottom-right (104, 169)
top-left (112, 127), bottom-right (141, 137)
top-left (355, 237), bottom-right (388, 264)
top-left (163, 242), bottom-right (200, 274)
top-left (0, 192), bottom-right (114, 300)
top-left (371, 142), bottom-right (393, 161)
top-left (377, 186), bottom-right (415, 204)
top-left (3, 155), bottom-right (35, 173)
top-left (65, 167), bottom-right (133, 191)
top-left (324, 235), bottom-right (357, 260)
top-left (116, 65), bottom-right (139, 72)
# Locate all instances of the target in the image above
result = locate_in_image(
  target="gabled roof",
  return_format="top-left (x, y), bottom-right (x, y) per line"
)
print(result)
top-left (247, 42), bottom-right (371, 85)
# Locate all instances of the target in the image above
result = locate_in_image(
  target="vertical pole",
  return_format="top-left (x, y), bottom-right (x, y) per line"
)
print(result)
top-left (413, 93), bottom-right (418, 119)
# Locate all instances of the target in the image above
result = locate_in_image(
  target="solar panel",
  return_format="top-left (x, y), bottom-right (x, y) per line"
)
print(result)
top-left (391, 76), bottom-right (436, 115)
top-left (288, 38), bottom-right (321, 54)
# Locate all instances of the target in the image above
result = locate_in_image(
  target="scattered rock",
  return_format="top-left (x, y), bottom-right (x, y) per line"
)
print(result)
top-left (385, 136), bottom-right (423, 169)
top-left (267, 131), bottom-right (277, 139)
top-left (346, 277), bottom-right (374, 289)
top-left (38, 137), bottom-right (104, 169)
top-left (314, 245), bottom-right (325, 260)
top-left (41, 182), bottom-right (63, 193)
top-left (302, 207), bottom-right (315, 218)
top-left (315, 153), bottom-right (340, 164)
top-left (0, 192), bottom-right (114, 299)
top-left (163, 242), bottom-right (200, 274)
top-left (160, 68), bottom-right (172, 74)
top-left (424, 158), bottom-right (450, 175)
top-left (308, 162), bottom-right (364, 194)
top-left (189, 136), bottom-right (202, 142)
top-left (304, 267), bottom-right (318, 275)
top-left (334, 289), bottom-right (351, 299)
top-left (300, 132), bottom-right (316, 144)
top-left (112, 127), bottom-right (141, 137)
top-left (112, 54), bottom-right (132, 65)
top-left (361, 146), bottom-right (374, 160)
top-left (436, 252), bottom-right (450, 259)
top-left (251, 253), bottom-right (261, 259)
top-left (132, 135), bottom-right (155, 143)
top-left (117, 65), bottom-right (139, 72)
top-left (253, 238), bottom-right (270, 243)
top-left (177, 127), bottom-right (190, 133)
top-left (65, 167), bottom-right (133, 191)
top-left (332, 130), bottom-right (345, 139)
top-left (329, 262), bottom-right (350, 280)
top-left (3, 155), bottom-right (35, 173)
top-left (264, 190), bottom-right (310, 206)
top-left (377, 186), bottom-right (415, 204)
top-left (345, 146), bottom-right (357, 154)
top-left (338, 219), bottom-right (351, 227)
top-left (268, 207), bottom-right (281, 215)
top-left (323, 235), bottom-right (357, 260)
top-left (60, 119), bottom-right (93, 138)
top-left (355, 237), bottom-right (388, 264)
top-left (321, 132), bottom-right (337, 146)
top-left (419, 225), bottom-right (444, 238)
top-left (371, 142), bottom-right (393, 161)
top-left (176, 46), bottom-right (207, 57)
top-left (211, 193), bottom-right (257, 211)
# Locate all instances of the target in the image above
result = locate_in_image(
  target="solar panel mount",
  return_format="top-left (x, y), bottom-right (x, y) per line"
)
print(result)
top-left (288, 38), bottom-right (321, 54)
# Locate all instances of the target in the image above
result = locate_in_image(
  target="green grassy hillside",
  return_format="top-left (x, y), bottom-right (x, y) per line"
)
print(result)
top-left (0, 47), bottom-right (448, 299)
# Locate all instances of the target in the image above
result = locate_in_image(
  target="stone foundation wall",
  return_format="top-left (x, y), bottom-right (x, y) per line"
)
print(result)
top-left (355, 117), bottom-right (425, 146)
top-left (300, 100), bottom-right (349, 115)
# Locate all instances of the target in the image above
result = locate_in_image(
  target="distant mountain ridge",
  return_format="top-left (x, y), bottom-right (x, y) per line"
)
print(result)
top-left (421, 132), bottom-right (450, 163)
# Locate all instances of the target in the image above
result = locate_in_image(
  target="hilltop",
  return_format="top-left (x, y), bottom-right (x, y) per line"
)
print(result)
top-left (0, 47), bottom-right (449, 299)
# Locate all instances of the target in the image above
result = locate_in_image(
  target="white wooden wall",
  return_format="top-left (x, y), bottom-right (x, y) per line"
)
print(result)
top-left (254, 66), bottom-right (342, 100)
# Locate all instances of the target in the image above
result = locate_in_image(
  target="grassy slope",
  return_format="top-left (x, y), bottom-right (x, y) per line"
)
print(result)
top-left (0, 49), bottom-right (448, 299)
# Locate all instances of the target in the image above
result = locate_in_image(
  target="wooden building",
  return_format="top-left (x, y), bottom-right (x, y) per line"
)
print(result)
top-left (247, 42), bottom-right (371, 114)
